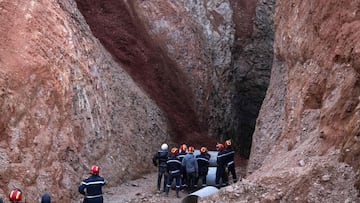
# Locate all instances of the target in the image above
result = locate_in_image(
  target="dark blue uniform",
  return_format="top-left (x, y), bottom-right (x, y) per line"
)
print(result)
top-left (177, 151), bottom-right (187, 188)
top-left (78, 174), bottom-right (105, 203)
top-left (224, 147), bottom-right (237, 183)
top-left (165, 155), bottom-right (182, 197)
top-left (215, 150), bottom-right (228, 187)
top-left (196, 153), bottom-right (210, 187)
top-left (41, 193), bottom-right (51, 203)
top-left (152, 150), bottom-right (169, 192)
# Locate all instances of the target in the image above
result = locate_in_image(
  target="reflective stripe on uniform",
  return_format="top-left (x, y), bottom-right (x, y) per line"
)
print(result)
top-left (218, 151), bottom-right (234, 158)
top-left (227, 161), bottom-right (234, 166)
top-left (86, 194), bottom-right (103, 198)
top-left (167, 160), bottom-right (181, 164)
top-left (197, 157), bottom-right (209, 162)
top-left (81, 181), bottom-right (105, 185)
top-left (170, 169), bottom-right (180, 174)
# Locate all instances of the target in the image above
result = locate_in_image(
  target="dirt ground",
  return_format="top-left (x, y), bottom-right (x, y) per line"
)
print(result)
top-left (101, 161), bottom-right (247, 203)
top-left (102, 172), bottom-right (184, 203)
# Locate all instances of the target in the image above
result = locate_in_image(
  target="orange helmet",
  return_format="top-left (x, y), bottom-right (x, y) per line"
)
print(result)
top-left (90, 165), bottom-right (100, 174)
top-left (9, 188), bottom-right (22, 202)
top-left (200, 147), bottom-right (208, 154)
top-left (216, 143), bottom-right (224, 151)
top-left (180, 144), bottom-right (187, 152)
top-left (171, 147), bottom-right (179, 155)
top-left (188, 146), bottom-right (195, 153)
top-left (225, 139), bottom-right (232, 147)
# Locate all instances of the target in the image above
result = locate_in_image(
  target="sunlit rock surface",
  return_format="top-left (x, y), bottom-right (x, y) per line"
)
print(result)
top-left (0, 0), bottom-right (170, 201)
top-left (248, 0), bottom-right (360, 202)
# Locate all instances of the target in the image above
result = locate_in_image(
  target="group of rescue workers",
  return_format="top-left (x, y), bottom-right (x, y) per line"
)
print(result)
top-left (1, 140), bottom-right (236, 202)
top-left (152, 139), bottom-right (238, 198)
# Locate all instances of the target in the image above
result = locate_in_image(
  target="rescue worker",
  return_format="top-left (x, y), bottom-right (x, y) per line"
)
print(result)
top-left (177, 144), bottom-right (188, 189)
top-left (215, 143), bottom-right (228, 188)
top-left (196, 146), bottom-right (210, 188)
top-left (41, 193), bottom-right (51, 203)
top-left (152, 143), bottom-right (169, 193)
top-left (78, 165), bottom-right (106, 203)
top-left (182, 146), bottom-right (198, 193)
top-left (9, 188), bottom-right (22, 203)
top-left (165, 147), bottom-right (182, 198)
top-left (224, 139), bottom-right (238, 183)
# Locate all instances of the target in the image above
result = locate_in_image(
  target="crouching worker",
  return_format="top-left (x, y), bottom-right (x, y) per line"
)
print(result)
top-left (165, 147), bottom-right (182, 198)
top-left (79, 165), bottom-right (106, 203)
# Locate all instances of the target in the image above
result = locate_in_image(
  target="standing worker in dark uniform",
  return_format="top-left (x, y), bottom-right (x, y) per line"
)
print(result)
top-left (78, 165), bottom-right (106, 203)
top-left (215, 143), bottom-right (228, 188)
top-left (152, 143), bottom-right (169, 193)
top-left (196, 147), bottom-right (210, 188)
top-left (165, 147), bottom-right (182, 198)
top-left (177, 144), bottom-right (187, 189)
top-left (224, 139), bottom-right (238, 183)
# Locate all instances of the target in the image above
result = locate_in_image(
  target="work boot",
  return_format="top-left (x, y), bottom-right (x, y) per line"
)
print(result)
top-left (176, 193), bottom-right (180, 198)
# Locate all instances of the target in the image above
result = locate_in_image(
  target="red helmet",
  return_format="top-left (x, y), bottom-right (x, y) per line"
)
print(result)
top-left (200, 147), bottom-right (208, 154)
top-left (225, 139), bottom-right (232, 147)
top-left (90, 165), bottom-right (100, 174)
top-left (9, 189), bottom-right (22, 202)
top-left (188, 146), bottom-right (195, 153)
top-left (171, 147), bottom-right (179, 155)
top-left (216, 143), bottom-right (224, 151)
top-left (180, 144), bottom-right (187, 152)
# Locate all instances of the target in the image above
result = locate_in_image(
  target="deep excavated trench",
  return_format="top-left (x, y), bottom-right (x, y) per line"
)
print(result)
top-left (75, 0), bottom-right (273, 161)
top-left (75, 0), bottom-right (216, 148)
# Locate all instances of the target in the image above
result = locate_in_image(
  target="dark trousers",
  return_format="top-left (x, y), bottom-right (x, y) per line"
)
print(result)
top-left (186, 172), bottom-right (197, 191)
top-left (197, 174), bottom-right (207, 187)
top-left (83, 196), bottom-right (103, 203)
top-left (228, 164), bottom-right (237, 182)
top-left (166, 174), bottom-right (181, 196)
top-left (215, 166), bottom-right (228, 187)
top-left (181, 167), bottom-right (187, 187)
top-left (157, 167), bottom-right (168, 191)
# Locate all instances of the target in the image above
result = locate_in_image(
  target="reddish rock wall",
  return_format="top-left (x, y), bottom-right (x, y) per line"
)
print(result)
top-left (0, 0), bottom-right (171, 202)
top-left (248, 0), bottom-right (360, 202)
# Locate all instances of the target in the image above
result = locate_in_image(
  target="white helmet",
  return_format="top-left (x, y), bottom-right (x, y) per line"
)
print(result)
top-left (161, 143), bottom-right (168, 151)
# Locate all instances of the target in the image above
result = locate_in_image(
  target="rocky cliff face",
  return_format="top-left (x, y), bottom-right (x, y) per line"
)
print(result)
top-left (2, 0), bottom-right (359, 202)
top-left (0, 0), bottom-right (171, 201)
top-left (1, 0), bottom-right (271, 202)
top-left (248, 0), bottom-right (360, 202)
top-left (75, 0), bottom-right (272, 158)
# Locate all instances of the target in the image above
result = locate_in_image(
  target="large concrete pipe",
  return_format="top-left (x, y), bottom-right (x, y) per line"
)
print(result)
top-left (205, 167), bottom-right (217, 186)
top-left (181, 186), bottom-right (219, 203)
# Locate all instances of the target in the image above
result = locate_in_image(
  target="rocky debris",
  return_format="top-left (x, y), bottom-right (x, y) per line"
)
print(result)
top-left (199, 179), bottom-right (269, 203)
top-left (1, 0), bottom-right (360, 202)
top-left (248, 0), bottom-right (360, 201)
